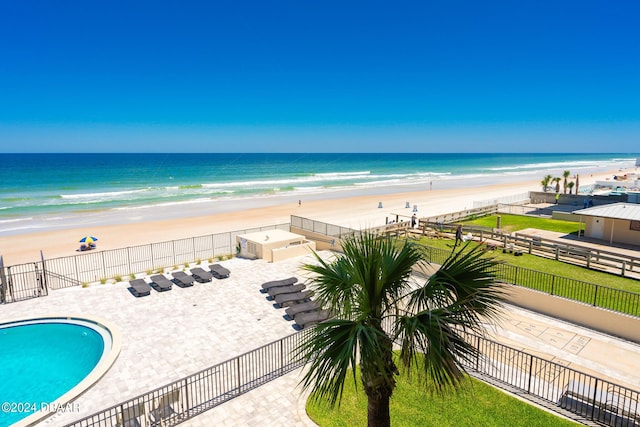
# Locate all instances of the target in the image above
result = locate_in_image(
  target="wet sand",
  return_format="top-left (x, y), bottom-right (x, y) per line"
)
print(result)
top-left (0, 170), bottom-right (622, 265)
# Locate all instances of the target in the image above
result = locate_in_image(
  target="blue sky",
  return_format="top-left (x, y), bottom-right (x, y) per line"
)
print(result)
top-left (1, 1), bottom-right (638, 153)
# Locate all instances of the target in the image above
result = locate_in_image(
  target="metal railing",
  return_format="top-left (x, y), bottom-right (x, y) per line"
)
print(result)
top-left (291, 215), bottom-right (356, 238)
top-left (419, 243), bottom-right (640, 317)
top-left (293, 216), bottom-right (640, 318)
top-left (464, 333), bottom-right (640, 427)
top-left (64, 324), bottom-right (640, 427)
top-left (64, 330), bottom-right (310, 427)
top-left (0, 224), bottom-right (288, 304)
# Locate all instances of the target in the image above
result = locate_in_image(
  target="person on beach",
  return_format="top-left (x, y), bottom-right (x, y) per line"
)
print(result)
top-left (411, 214), bottom-right (417, 228)
top-left (555, 193), bottom-right (560, 204)
top-left (298, 200), bottom-right (301, 207)
top-left (455, 224), bottom-right (463, 242)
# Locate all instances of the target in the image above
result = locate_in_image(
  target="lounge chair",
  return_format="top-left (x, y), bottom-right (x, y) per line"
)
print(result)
top-left (274, 290), bottom-right (314, 308)
top-left (171, 271), bottom-right (195, 288)
top-left (260, 277), bottom-right (298, 292)
top-left (129, 279), bottom-right (151, 297)
top-left (117, 401), bottom-right (150, 427)
top-left (294, 309), bottom-right (330, 329)
top-left (190, 267), bottom-right (213, 283)
top-left (284, 300), bottom-right (322, 319)
top-left (267, 283), bottom-right (306, 298)
top-left (150, 274), bottom-right (173, 292)
top-left (209, 263), bottom-right (230, 279)
top-left (152, 389), bottom-right (184, 424)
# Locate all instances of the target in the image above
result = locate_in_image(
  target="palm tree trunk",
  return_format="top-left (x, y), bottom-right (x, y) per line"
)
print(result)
top-left (367, 393), bottom-right (391, 427)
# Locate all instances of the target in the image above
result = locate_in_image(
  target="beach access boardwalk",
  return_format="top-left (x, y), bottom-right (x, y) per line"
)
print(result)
top-left (1, 249), bottom-right (638, 426)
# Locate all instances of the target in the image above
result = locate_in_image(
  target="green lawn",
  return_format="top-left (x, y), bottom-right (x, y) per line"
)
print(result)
top-left (418, 238), bottom-right (640, 294)
top-left (462, 213), bottom-right (581, 234)
top-left (411, 236), bottom-right (640, 316)
top-left (307, 362), bottom-right (578, 427)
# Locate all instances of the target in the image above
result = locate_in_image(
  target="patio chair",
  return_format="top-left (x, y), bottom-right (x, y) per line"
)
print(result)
top-left (190, 267), bottom-right (213, 283)
top-left (267, 283), bottom-right (306, 299)
top-left (209, 263), bottom-right (230, 279)
top-left (171, 271), bottom-right (195, 288)
top-left (150, 274), bottom-right (173, 292)
top-left (260, 277), bottom-right (298, 292)
top-left (274, 290), bottom-right (314, 308)
top-left (117, 401), bottom-right (150, 427)
top-left (129, 279), bottom-right (151, 297)
top-left (152, 388), bottom-right (184, 424)
top-left (284, 300), bottom-right (322, 320)
top-left (294, 309), bottom-right (330, 329)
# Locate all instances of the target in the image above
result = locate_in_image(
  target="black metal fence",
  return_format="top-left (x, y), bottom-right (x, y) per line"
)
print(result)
top-left (0, 224), bottom-right (288, 304)
top-left (465, 333), bottom-right (640, 427)
top-left (420, 244), bottom-right (640, 318)
top-left (63, 326), bottom-right (640, 427)
top-left (64, 329), bottom-right (310, 427)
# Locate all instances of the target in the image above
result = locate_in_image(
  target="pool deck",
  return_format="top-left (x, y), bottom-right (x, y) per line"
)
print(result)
top-left (1, 251), bottom-right (639, 426)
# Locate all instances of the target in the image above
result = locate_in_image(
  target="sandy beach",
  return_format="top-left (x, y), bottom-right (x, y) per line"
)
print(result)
top-left (0, 169), bottom-right (626, 266)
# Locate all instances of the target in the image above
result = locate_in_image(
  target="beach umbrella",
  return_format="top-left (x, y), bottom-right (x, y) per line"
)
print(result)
top-left (79, 236), bottom-right (98, 244)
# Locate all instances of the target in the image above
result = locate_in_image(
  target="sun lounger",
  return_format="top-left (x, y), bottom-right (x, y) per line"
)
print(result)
top-left (294, 309), bottom-right (330, 329)
top-left (152, 389), bottom-right (183, 424)
top-left (285, 300), bottom-right (322, 319)
top-left (267, 283), bottom-right (306, 298)
top-left (117, 401), bottom-right (150, 427)
top-left (171, 271), bottom-right (195, 287)
top-left (209, 264), bottom-right (230, 279)
top-left (274, 290), bottom-right (314, 307)
top-left (150, 274), bottom-right (173, 292)
top-left (190, 267), bottom-right (213, 283)
top-left (129, 279), bottom-right (151, 297)
top-left (260, 277), bottom-right (298, 292)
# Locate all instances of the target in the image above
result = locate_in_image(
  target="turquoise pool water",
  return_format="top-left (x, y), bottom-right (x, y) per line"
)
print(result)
top-left (0, 320), bottom-right (105, 426)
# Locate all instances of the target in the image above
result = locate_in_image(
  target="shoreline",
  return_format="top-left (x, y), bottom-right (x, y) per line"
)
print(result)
top-left (0, 168), bottom-right (630, 266)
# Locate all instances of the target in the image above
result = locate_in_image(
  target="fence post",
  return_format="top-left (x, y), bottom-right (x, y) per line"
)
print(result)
top-left (102, 251), bottom-right (106, 280)
top-left (586, 253), bottom-right (591, 269)
top-left (590, 378), bottom-right (599, 421)
top-left (172, 240), bottom-right (176, 268)
top-left (74, 255), bottom-right (80, 282)
top-left (622, 261), bottom-right (626, 277)
top-left (280, 339), bottom-right (284, 376)
top-left (127, 247), bottom-right (132, 275)
top-left (551, 275), bottom-right (555, 295)
top-left (555, 246), bottom-right (559, 261)
top-left (593, 285), bottom-right (599, 307)
top-left (236, 358), bottom-right (242, 394)
top-left (527, 354), bottom-right (534, 394)
top-left (528, 241), bottom-right (532, 254)
top-left (183, 378), bottom-right (190, 417)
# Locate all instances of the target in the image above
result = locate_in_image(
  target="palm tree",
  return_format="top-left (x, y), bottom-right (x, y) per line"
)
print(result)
top-left (297, 233), bottom-right (504, 427)
top-left (553, 177), bottom-right (561, 194)
top-left (567, 181), bottom-right (575, 194)
top-left (541, 174), bottom-right (552, 192)
top-left (562, 170), bottom-right (571, 194)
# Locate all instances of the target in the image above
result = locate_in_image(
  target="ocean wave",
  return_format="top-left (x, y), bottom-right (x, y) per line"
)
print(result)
top-left (60, 188), bottom-right (150, 200)
top-left (0, 217), bottom-right (33, 224)
top-left (487, 159), bottom-right (624, 172)
top-left (113, 197), bottom-right (215, 210)
top-left (314, 171), bottom-right (371, 177)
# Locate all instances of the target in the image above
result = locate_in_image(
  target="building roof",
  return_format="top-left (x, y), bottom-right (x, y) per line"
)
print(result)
top-left (573, 203), bottom-right (640, 221)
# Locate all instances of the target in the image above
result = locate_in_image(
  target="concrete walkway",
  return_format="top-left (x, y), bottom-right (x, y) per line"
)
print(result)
top-left (183, 303), bottom-right (640, 426)
top-left (1, 250), bottom-right (638, 426)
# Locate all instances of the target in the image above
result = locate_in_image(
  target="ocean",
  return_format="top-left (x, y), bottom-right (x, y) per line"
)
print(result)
top-left (0, 153), bottom-right (636, 236)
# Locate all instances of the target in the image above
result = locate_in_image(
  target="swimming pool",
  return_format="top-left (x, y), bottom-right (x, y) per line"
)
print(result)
top-left (0, 317), bottom-right (119, 426)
